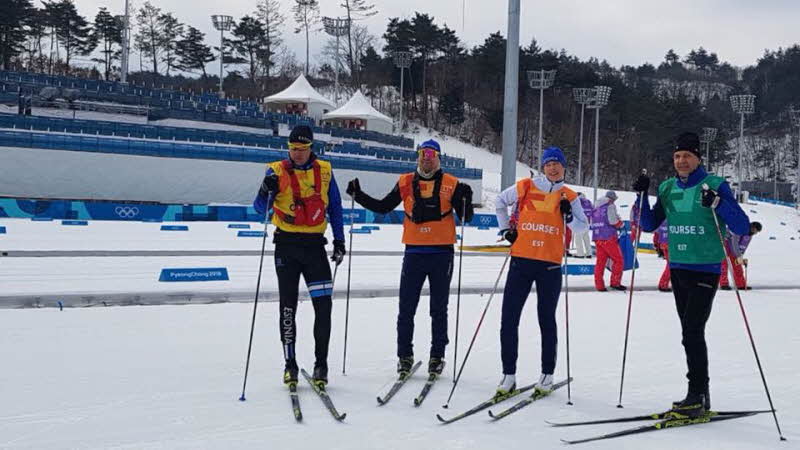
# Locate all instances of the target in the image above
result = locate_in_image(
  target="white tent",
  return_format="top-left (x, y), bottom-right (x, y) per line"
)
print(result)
top-left (322, 90), bottom-right (394, 134)
top-left (263, 75), bottom-right (335, 122)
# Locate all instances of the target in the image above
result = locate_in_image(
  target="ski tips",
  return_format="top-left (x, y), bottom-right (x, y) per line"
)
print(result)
top-left (436, 414), bottom-right (448, 423)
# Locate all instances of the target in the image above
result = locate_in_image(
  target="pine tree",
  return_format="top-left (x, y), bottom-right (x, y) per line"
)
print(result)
top-left (53, 0), bottom-right (94, 68)
top-left (134, 1), bottom-right (166, 75)
top-left (227, 16), bottom-right (269, 85)
top-left (160, 13), bottom-right (183, 77)
top-left (292, 0), bottom-right (320, 76)
top-left (90, 7), bottom-right (122, 80)
top-left (0, 0), bottom-right (35, 70)
top-left (176, 26), bottom-right (214, 79)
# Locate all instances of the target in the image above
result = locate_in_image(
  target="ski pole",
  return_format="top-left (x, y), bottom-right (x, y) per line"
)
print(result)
top-left (239, 196), bottom-right (271, 402)
top-left (705, 184), bottom-right (786, 441)
top-left (443, 250), bottom-right (511, 408)
top-left (617, 169), bottom-right (646, 408)
top-left (342, 195), bottom-right (355, 375)
top-left (453, 195), bottom-right (467, 383)
top-left (562, 195), bottom-right (573, 406)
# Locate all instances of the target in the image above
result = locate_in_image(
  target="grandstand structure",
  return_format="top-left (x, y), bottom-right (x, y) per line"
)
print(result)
top-left (0, 70), bottom-right (482, 217)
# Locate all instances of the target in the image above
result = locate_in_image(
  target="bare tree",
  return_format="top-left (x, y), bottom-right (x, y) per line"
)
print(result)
top-left (339, 0), bottom-right (377, 86)
top-left (255, 0), bottom-right (285, 88)
top-left (291, 0), bottom-right (320, 76)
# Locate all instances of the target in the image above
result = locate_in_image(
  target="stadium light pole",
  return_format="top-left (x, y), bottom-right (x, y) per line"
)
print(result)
top-left (528, 69), bottom-right (556, 168)
top-left (791, 108), bottom-right (800, 208)
top-left (211, 15), bottom-right (234, 97)
top-left (119, 0), bottom-right (130, 83)
top-left (701, 127), bottom-right (718, 172)
top-left (730, 94), bottom-right (756, 199)
top-left (500, 0), bottom-right (520, 191)
top-left (573, 88), bottom-right (594, 185)
top-left (587, 85), bottom-right (611, 203)
top-left (392, 51), bottom-right (412, 132)
top-left (323, 17), bottom-right (350, 107)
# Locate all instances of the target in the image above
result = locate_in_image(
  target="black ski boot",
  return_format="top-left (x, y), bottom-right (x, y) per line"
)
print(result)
top-left (312, 362), bottom-right (328, 388)
top-left (283, 359), bottom-right (299, 385)
top-left (397, 356), bottom-right (415, 376)
top-left (428, 357), bottom-right (445, 375)
top-left (672, 387), bottom-right (710, 410)
top-left (610, 284), bottom-right (627, 291)
top-left (670, 391), bottom-right (708, 418)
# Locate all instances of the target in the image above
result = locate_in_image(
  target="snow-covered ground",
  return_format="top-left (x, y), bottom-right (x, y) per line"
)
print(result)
top-left (2, 115), bottom-right (800, 448)
top-left (2, 195), bottom-right (799, 448)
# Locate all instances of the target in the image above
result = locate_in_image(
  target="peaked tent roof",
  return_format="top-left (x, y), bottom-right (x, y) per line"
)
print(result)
top-left (322, 90), bottom-right (393, 124)
top-left (264, 74), bottom-right (335, 107)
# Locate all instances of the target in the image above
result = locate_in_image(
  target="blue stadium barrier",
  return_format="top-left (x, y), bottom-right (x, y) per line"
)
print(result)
top-left (0, 130), bottom-right (481, 179)
top-left (62, 220), bottom-right (88, 226)
top-left (351, 228), bottom-right (371, 234)
top-left (0, 226), bottom-right (6, 234)
top-left (237, 230), bottom-right (265, 237)
top-left (2, 70), bottom-right (416, 148)
top-left (159, 267), bottom-right (229, 282)
top-left (161, 225), bottom-right (189, 231)
top-left (31, 217), bottom-right (53, 221)
top-left (563, 264), bottom-right (595, 275)
top-left (1, 198), bottom-right (497, 230)
top-left (228, 224), bottom-right (251, 229)
top-left (749, 196), bottom-right (796, 208)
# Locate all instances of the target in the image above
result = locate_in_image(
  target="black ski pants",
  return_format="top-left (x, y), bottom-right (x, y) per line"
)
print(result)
top-left (397, 252), bottom-right (454, 359)
top-left (274, 243), bottom-right (332, 366)
top-left (670, 268), bottom-right (720, 395)
top-left (500, 257), bottom-right (562, 375)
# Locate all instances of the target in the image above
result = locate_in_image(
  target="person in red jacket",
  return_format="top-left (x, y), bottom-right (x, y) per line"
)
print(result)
top-left (720, 222), bottom-right (762, 290)
top-left (591, 190), bottom-right (625, 291)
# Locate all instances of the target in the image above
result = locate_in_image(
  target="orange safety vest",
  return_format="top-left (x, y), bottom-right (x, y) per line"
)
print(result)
top-left (511, 179), bottom-right (578, 264)
top-left (398, 172), bottom-right (458, 245)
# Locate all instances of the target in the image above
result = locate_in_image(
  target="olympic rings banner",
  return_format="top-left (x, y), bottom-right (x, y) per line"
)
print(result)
top-left (0, 198), bottom-right (499, 228)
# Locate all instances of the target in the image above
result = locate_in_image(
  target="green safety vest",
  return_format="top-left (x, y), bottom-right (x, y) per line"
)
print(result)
top-left (658, 175), bottom-right (726, 264)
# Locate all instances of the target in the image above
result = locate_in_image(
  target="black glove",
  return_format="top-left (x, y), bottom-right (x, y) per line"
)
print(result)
top-left (502, 228), bottom-right (517, 244)
top-left (656, 246), bottom-right (664, 258)
top-left (346, 178), bottom-right (361, 197)
top-left (632, 174), bottom-right (650, 193)
top-left (331, 239), bottom-right (346, 265)
top-left (259, 174), bottom-right (279, 197)
top-left (559, 198), bottom-right (572, 216)
top-left (701, 187), bottom-right (721, 209)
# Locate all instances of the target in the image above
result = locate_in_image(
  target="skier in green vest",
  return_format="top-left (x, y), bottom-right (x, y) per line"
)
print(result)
top-left (632, 132), bottom-right (750, 418)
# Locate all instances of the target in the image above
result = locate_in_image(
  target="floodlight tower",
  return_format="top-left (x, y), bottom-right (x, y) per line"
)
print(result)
top-left (730, 94), bottom-right (756, 198)
top-left (211, 15), bottom-right (234, 97)
top-left (587, 85), bottom-right (612, 203)
top-left (323, 17), bottom-right (350, 106)
top-left (573, 88), bottom-right (594, 185)
top-left (528, 69), bottom-right (557, 167)
top-left (392, 51), bottom-right (412, 131)
top-left (701, 127), bottom-right (718, 172)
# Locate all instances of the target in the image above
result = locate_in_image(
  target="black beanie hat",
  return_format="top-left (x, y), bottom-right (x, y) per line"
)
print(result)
top-left (289, 125), bottom-right (314, 145)
top-left (675, 132), bottom-right (701, 158)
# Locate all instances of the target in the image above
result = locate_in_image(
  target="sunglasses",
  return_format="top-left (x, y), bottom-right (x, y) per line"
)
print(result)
top-left (288, 142), bottom-right (312, 151)
top-left (417, 148), bottom-right (440, 158)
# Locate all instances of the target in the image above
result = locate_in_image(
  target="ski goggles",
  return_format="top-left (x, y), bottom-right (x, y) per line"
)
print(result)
top-left (417, 147), bottom-right (440, 159)
top-left (288, 142), bottom-right (312, 151)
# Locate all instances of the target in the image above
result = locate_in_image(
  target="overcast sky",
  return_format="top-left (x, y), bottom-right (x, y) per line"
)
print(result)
top-left (71, 0), bottom-right (799, 70)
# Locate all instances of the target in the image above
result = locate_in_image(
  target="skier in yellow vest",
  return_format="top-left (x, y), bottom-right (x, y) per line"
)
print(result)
top-left (253, 125), bottom-right (346, 388)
